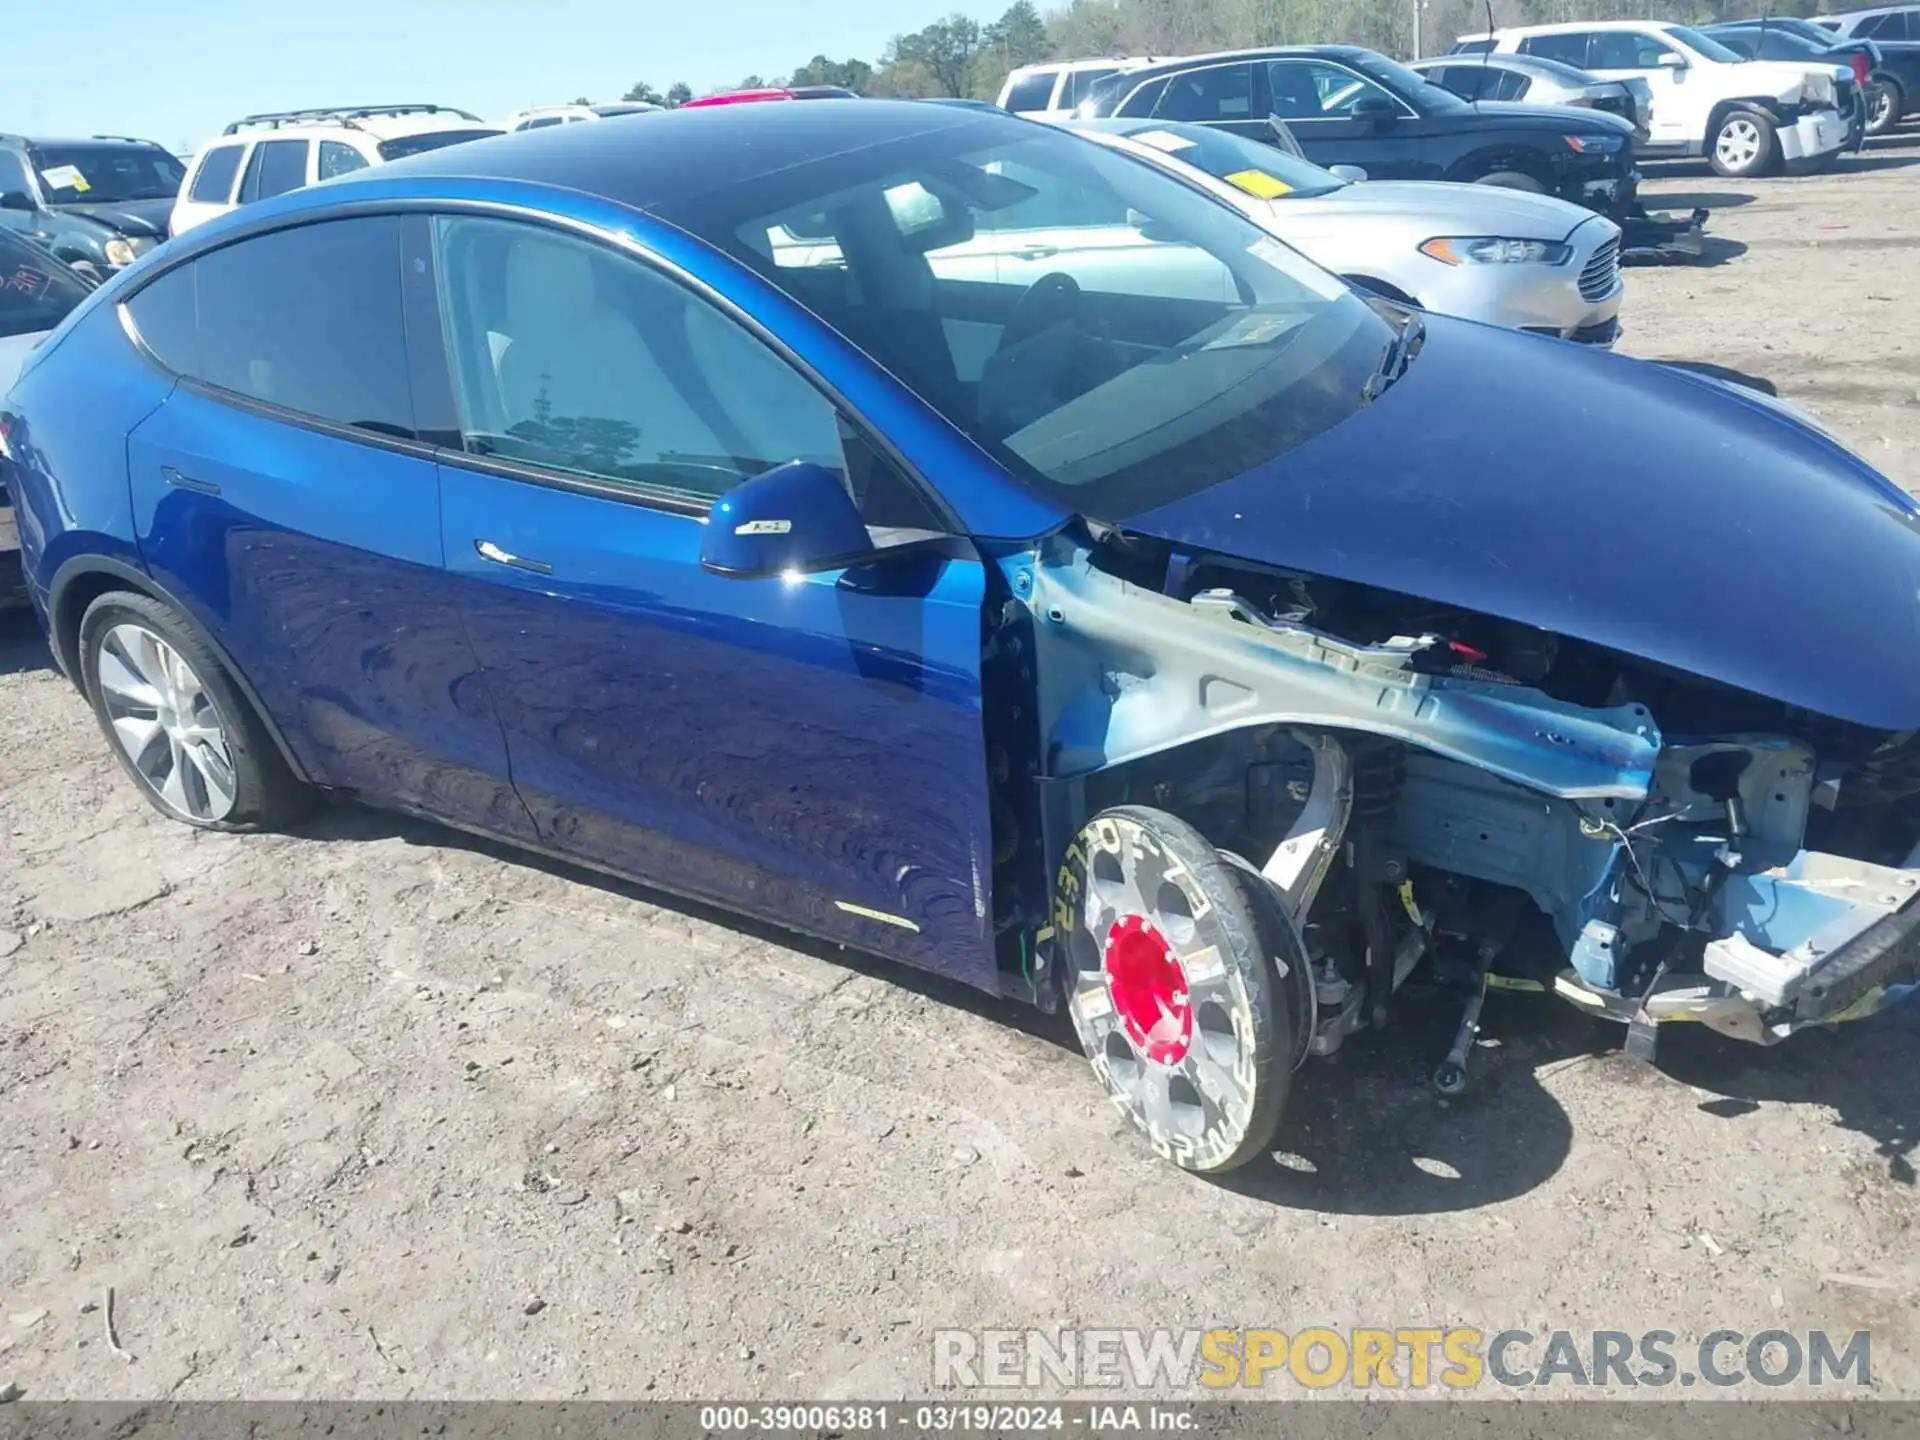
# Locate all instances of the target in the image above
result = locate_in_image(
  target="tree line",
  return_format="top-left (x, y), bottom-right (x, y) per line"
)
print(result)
top-left (614, 0), bottom-right (1839, 109)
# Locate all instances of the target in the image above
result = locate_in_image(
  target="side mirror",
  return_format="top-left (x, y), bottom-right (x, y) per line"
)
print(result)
top-left (1656, 52), bottom-right (1688, 69)
top-left (0, 191), bottom-right (36, 212)
top-left (1328, 164), bottom-right (1369, 182)
top-left (1351, 95), bottom-right (1399, 127)
top-left (701, 461), bottom-right (873, 578)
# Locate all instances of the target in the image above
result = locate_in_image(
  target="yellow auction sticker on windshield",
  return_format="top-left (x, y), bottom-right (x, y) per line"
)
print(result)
top-left (1225, 169), bottom-right (1293, 199)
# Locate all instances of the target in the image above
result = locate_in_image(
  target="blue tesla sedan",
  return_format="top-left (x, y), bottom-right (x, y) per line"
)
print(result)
top-left (6, 102), bottom-right (1918, 1173)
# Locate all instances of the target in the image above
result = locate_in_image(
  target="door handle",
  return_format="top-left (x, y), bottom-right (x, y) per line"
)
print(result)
top-left (1013, 244), bottom-right (1060, 261)
top-left (160, 465), bottom-right (221, 496)
top-left (474, 539), bottom-right (553, 576)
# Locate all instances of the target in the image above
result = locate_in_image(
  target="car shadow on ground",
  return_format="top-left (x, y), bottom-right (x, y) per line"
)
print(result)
top-left (295, 800), bottom-right (1920, 1214)
top-left (1660, 1005), bottom-right (1918, 1187)
top-left (1690, 235), bottom-right (1751, 268)
top-left (1649, 359), bottom-right (1779, 395)
top-left (1646, 190), bottom-right (1757, 211)
top-left (0, 607), bottom-right (54, 676)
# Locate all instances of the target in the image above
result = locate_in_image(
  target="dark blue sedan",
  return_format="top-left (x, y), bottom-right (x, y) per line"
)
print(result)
top-left (6, 102), bottom-right (1918, 1174)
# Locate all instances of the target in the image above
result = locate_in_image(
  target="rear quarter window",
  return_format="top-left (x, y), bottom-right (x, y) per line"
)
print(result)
top-left (188, 145), bottom-right (245, 204)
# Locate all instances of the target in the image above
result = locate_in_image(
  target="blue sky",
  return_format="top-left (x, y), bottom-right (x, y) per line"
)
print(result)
top-left (11, 0), bottom-right (1011, 154)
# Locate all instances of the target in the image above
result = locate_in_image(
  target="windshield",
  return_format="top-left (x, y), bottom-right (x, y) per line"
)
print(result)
top-left (376, 128), bottom-right (503, 161)
top-left (662, 118), bottom-right (1392, 521)
top-left (1352, 54), bottom-right (1472, 112)
top-left (31, 144), bottom-right (184, 204)
top-left (1667, 26), bottom-right (1749, 63)
top-left (1100, 121), bottom-right (1347, 199)
top-left (0, 233), bottom-right (91, 339)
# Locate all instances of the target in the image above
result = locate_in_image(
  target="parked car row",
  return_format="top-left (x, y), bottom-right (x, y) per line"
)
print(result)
top-left (6, 100), bottom-right (1919, 1181)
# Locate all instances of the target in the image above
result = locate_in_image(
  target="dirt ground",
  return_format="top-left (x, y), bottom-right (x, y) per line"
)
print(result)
top-left (2, 135), bottom-right (1918, 1405)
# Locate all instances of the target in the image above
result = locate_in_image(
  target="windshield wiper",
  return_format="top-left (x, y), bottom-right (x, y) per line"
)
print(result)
top-left (1362, 309), bottom-right (1424, 402)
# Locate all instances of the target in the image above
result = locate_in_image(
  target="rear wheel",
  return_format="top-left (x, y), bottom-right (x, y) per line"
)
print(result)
top-left (1473, 169), bottom-right (1547, 194)
top-left (1867, 79), bottom-right (1904, 138)
top-left (79, 591), bottom-right (313, 831)
top-left (1055, 806), bottom-right (1303, 1174)
top-left (1711, 109), bottom-right (1777, 178)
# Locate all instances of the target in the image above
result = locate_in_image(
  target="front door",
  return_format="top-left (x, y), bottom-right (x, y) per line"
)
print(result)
top-left (425, 214), bottom-right (999, 985)
top-left (119, 215), bottom-right (535, 838)
top-left (1260, 58), bottom-right (1432, 178)
top-left (1583, 30), bottom-right (1700, 151)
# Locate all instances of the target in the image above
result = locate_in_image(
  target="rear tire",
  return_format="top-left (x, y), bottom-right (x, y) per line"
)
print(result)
top-left (79, 590), bottom-right (313, 831)
top-left (1473, 169), bottom-right (1547, 194)
top-left (1054, 806), bottom-right (1300, 1175)
top-left (1711, 108), bottom-right (1777, 178)
top-left (1866, 79), bottom-right (1904, 138)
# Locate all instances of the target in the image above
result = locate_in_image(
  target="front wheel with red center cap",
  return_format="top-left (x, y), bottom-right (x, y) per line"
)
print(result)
top-left (1054, 806), bottom-right (1303, 1174)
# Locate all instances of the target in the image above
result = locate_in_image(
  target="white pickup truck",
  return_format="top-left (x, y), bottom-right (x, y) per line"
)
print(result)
top-left (1455, 20), bottom-right (1858, 177)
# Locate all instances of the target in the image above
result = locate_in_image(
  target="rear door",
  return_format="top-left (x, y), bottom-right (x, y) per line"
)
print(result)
top-left (423, 213), bottom-right (1000, 983)
top-left (119, 215), bottom-right (533, 837)
top-left (237, 138), bottom-right (310, 207)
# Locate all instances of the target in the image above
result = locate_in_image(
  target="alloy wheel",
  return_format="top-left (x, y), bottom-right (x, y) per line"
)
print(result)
top-left (1868, 86), bottom-right (1895, 134)
top-left (95, 622), bottom-right (239, 822)
top-left (1058, 809), bottom-right (1288, 1173)
top-left (1715, 118), bottom-right (1763, 173)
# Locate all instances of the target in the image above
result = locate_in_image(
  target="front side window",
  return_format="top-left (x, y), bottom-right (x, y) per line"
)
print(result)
top-left (189, 144), bottom-right (245, 203)
top-left (318, 141), bottom-right (371, 180)
top-left (1519, 32), bottom-right (1594, 67)
top-left (144, 217), bottom-right (415, 437)
top-left (663, 117), bottom-right (1392, 522)
top-left (433, 216), bottom-right (847, 502)
top-left (1152, 64), bottom-right (1256, 122)
top-left (29, 145), bottom-right (184, 204)
top-left (1004, 71), bottom-right (1058, 110)
top-left (240, 139), bottom-right (309, 202)
top-left (0, 232), bottom-right (92, 339)
top-left (1267, 60), bottom-right (1399, 119)
top-left (1590, 31), bottom-right (1681, 70)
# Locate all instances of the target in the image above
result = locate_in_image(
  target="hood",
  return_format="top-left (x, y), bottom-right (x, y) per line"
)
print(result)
top-left (1280, 180), bottom-right (1593, 243)
top-left (50, 198), bottom-right (171, 237)
top-left (1122, 316), bottom-right (1920, 732)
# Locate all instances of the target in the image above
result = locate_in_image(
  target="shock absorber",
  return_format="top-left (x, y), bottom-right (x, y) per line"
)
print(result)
top-left (1349, 742), bottom-right (1405, 1029)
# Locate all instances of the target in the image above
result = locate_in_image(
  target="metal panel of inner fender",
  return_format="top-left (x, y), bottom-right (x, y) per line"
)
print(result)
top-left (1020, 546), bottom-right (1661, 801)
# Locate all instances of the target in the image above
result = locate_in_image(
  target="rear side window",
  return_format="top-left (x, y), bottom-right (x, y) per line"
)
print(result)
top-left (188, 145), bottom-right (245, 204)
top-left (239, 139), bottom-right (309, 202)
top-left (317, 141), bottom-right (370, 180)
top-left (1062, 67), bottom-right (1118, 107)
top-left (1003, 71), bottom-right (1058, 110)
top-left (1153, 65), bottom-right (1256, 122)
top-left (1518, 32), bottom-right (1594, 66)
top-left (139, 218), bottom-right (414, 438)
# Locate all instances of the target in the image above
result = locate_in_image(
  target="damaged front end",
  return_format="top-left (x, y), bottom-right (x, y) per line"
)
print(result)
top-left (1001, 531), bottom-right (1920, 1088)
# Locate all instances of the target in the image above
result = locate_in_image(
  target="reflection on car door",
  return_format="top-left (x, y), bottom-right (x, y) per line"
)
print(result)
top-left (427, 214), bottom-right (1000, 985)
top-left (118, 215), bottom-right (535, 837)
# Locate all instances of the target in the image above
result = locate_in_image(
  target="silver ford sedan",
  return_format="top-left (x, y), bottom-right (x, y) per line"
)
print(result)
top-left (1068, 117), bottom-right (1624, 346)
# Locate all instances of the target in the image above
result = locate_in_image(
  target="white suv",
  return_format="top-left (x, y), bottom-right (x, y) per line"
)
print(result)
top-left (996, 58), bottom-right (1157, 119)
top-left (172, 105), bottom-right (501, 234)
top-left (1456, 21), bottom-right (1854, 177)
top-left (503, 102), bottom-right (661, 131)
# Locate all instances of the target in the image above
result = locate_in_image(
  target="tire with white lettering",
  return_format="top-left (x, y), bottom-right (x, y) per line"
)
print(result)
top-left (1054, 806), bottom-right (1297, 1174)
